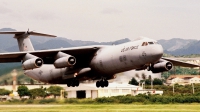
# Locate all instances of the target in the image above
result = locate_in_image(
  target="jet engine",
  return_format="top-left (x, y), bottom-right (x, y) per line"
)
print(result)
top-left (54, 52), bottom-right (76, 68)
top-left (22, 53), bottom-right (43, 70)
top-left (22, 58), bottom-right (43, 70)
top-left (151, 60), bottom-right (173, 73)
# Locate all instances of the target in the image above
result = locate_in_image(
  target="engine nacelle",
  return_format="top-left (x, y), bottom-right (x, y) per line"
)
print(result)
top-left (54, 56), bottom-right (76, 68)
top-left (151, 61), bottom-right (173, 73)
top-left (22, 58), bottom-right (43, 70)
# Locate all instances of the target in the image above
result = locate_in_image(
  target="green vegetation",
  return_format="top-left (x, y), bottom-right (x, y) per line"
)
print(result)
top-left (47, 86), bottom-right (64, 98)
top-left (29, 88), bottom-right (46, 99)
top-left (2, 94), bottom-right (200, 104)
top-left (162, 67), bottom-right (199, 79)
top-left (146, 84), bottom-right (200, 96)
top-left (16, 85), bottom-right (65, 99)
top-left (0, 104), bottom-right (200, 112)
top-left (128, 77), bottom-right (139, 85)
top-left (17, 85), bottom-right (30, 98)
top-left (0, 88), bottom-right (11, 95)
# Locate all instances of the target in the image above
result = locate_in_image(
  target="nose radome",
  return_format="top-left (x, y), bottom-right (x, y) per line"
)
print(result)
top-left (154, 45), bottom-right (163, 58)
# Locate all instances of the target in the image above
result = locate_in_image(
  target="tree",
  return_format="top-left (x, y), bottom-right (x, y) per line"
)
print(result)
top-left (4, 80), bottom-right (8, 85)
top-left (145, 79), bottom-right (151, 85)
top-left (17, 80), bottom-right (21, 85)
top-left (135, 73), bottom-right (140, 80)
top-left (0, 89), bottom-right (11, 95)
top-left (30, 79), bottom-right (34, 85)
top-left (29, 88), bottom-right (46, 99)
top-left (47, 86), bottom-right (63, 98)
top-left (153, 78), bottom-right (163, 85)
top-left (17, 85), bottom-right (30, 98)
top-left (148, 75), bottom-right (152, 80)
top-left (129, 77), bottom-right (139, 85)
top-left (142, 73), bottom-right (146, 80)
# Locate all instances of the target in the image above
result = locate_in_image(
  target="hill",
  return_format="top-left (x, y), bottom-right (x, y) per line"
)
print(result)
top-left (158, 38), bottom-right (200, 56)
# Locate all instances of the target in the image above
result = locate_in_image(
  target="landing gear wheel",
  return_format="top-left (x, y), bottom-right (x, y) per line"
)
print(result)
top-left (67, 81), bottom-right (71, 87)
top-left (66, 79), bottom-right (80, 87)
top-left (100, 80), bottom-right (104, 88)
top-left (104, 80), bottom-right (109, 87)
top-left (75, 80), bottom-right (80, 87)
top-left (72, 82), bottom-right (75, 87)
top-left (96, 78), bottom-right (109, 88)
top-left (96, 81), bottom-right (100, 88)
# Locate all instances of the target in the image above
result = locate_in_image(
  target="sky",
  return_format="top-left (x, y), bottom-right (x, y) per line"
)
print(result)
top-left (0, 0), bottom-right (200, 42)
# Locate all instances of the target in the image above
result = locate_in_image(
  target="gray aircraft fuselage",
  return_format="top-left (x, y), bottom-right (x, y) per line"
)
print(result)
top-left (24, 37), bottom-right (163, 83)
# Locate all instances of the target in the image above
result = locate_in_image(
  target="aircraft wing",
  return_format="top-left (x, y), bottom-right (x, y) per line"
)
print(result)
top-left (162, 57), bottom-right (200, 68)
top-left (0, 45), bottom-right (105, 65)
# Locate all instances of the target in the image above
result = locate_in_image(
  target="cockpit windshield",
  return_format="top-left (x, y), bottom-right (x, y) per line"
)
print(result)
top-left (142, 42), bottom-right (148, 46)
top-left (148, 42), bottom-right (154, 44)
top-left (142, 42), bottom-right (158, 46)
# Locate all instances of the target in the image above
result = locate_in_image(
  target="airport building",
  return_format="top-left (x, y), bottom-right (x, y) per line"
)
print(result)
top-left (66, 83), bottom-right (163, 99)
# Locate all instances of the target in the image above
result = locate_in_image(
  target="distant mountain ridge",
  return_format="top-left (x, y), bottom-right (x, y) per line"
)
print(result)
top-left (158, 38), bottom-right (200, 56)
top-left (158, 38), bottom-right (198, 51)
top-left (0, 28), bottom-right (199, 56)
top-left (0, 28), bottom-right (130, 52)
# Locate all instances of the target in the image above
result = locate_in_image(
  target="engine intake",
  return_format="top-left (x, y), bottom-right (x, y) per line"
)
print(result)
top-left (22, 58), bottom-right (43, 70)
top-left (151, 60), bottom-right (173, 73)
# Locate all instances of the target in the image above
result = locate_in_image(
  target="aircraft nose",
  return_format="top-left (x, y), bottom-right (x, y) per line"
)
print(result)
top-left (153, 45), bottom-right (163, 59)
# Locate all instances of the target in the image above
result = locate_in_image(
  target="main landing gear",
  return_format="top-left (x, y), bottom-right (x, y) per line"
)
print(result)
top-left (66, 79), bottom-right (79, 87)
top-left (96, 79), bottom-right (109, 88)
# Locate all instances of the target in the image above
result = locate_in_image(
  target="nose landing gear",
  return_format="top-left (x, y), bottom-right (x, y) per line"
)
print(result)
top-left (96, 79), bottom-right (109, 88)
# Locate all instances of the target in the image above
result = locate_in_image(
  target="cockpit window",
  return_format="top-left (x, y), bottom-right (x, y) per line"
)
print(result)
top-left (142, 41), bottom-right (158, 46)
top-left (142, 42), bottom-right (148, 46)
top-left (148, 42), bottom-right (154, 45)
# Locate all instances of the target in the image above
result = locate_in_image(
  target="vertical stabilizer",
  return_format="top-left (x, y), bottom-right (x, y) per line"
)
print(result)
top-left (15, 34), bottom-right (35, 51)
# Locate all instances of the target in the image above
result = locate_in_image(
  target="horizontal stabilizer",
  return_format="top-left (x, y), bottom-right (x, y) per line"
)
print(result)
top-left (0, 30), bottom-right (56, 51)
top-left (0, 31), bottom-right (56, 37)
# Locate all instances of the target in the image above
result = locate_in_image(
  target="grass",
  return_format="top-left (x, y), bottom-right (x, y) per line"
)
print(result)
top-left (0, 104), bottom-right (200, 112)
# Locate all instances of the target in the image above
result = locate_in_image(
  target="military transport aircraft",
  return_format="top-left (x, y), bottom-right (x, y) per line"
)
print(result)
top-left (0, 31), bottom-right (199, 88)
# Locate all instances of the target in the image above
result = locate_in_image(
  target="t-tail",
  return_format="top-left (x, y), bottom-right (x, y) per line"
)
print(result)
top-left (0, 30), bottom-right (56, 52)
